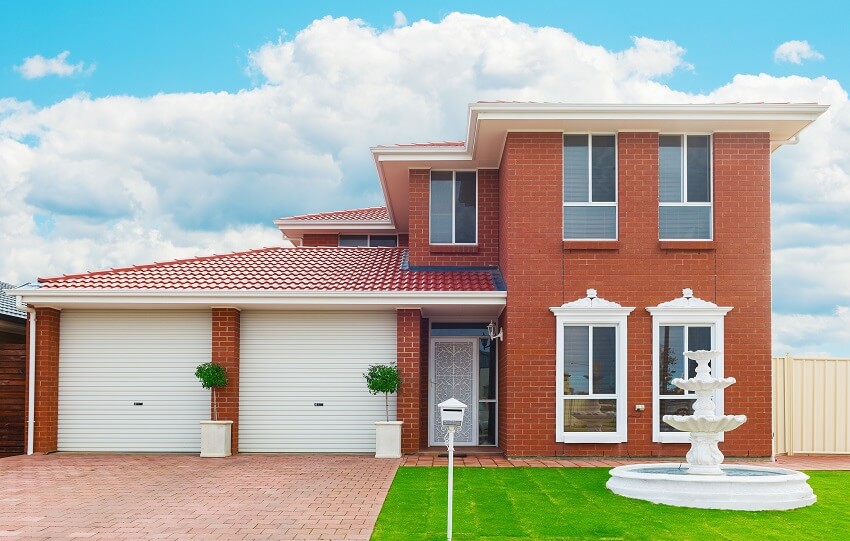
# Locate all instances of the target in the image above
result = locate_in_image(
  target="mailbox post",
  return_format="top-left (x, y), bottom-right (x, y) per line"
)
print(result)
top-left (438, 398), bottom-right (467, 541)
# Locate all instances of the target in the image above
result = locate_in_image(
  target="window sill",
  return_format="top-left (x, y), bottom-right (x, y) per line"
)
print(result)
top-left (658, 241), bottom-right (714, 251)
top-left (563, 241), bottom-right (620, 251)
top-left (429, 244), bottom-right (479, 254)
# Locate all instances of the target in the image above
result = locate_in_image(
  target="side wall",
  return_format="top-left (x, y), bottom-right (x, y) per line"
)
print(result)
top-left (497, 132), bottom-right (772, 457)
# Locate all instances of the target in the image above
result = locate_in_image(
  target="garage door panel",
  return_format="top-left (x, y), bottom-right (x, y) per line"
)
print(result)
top-left (239, 310), bottom-right (396, 453)
top-left (58, 310), bottom-right (211, 452)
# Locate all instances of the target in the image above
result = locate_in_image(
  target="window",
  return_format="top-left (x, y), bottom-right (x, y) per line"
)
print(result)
top-left (563, 134), bottom-right (617, 240)
top-left (659, 135), bottom-right (712, 240)
top-left (339, 235), bottom-right (397, 247)
top-left (647, 289), bottom-right (732, 443)
top-left (430, 171), bottom-right (477, 244)
top-left (551, 291), bottom-right (634, 443)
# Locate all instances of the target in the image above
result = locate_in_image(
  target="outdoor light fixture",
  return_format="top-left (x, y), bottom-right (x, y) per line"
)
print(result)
top-left (486, 320), bottom-right (503, 342)
top-left (438, 398), bottom-right (467, 541)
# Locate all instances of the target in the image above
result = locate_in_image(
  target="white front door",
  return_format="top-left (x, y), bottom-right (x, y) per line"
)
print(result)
top-left (430, 338), bottom-right (477, 446)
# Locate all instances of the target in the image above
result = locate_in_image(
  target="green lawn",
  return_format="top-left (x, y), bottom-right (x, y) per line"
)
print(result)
top-left (371, 468), bottom-right (847, 541)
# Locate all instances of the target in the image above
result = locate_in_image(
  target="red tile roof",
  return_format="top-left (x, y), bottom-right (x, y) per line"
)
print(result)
top-left (38, 248), bottom-right (499, 292)
top-left (281, 206), bottom-right (389, 222)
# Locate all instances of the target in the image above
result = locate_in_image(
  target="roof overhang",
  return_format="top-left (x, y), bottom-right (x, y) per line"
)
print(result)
top-left (11, 288), bottom-right (507, 317)
top-left (372, 102), bottom-right (829, 231)
top-left (273, 219), bottom-right (397, 243)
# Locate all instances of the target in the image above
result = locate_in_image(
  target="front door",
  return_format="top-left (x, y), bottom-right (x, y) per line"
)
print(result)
top-left (430, 338), bottom-right (477, 445)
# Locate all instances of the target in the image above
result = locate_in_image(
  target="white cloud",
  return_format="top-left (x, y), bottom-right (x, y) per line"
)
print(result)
top-left (774, 40), bottom-right (824, 64)
top-left (14, 51), bottom-right (94, 79)
top-left (1, 13), bottom-right (849, 356)
top-left (393, 11), bottom-right (407, 27)
top-left (773, 307), bottom-right (850, 356)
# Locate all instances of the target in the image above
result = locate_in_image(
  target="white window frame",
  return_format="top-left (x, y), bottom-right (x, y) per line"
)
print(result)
top-left (658, 133), bottom-right (713, 241)
top-left (551, 293), bottom-right (634, 443)
top-left (647, 292), bottom-right (732, 443)
top-left (563, 133), bottom-right (618, 241)
top-left (429, 170), bottom-right (478, 245)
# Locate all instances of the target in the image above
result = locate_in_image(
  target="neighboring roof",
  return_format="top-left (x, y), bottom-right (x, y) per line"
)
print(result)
top-left (36, 247), bottom-right (500, 292)
top-left (384, 141), bottom-right (465, 148)
top-left (0, 282), bottom-right (26, 321)
top-left (281, 206), bottom-right (389, 222)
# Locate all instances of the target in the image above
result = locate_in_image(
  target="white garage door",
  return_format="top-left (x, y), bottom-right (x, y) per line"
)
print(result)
top-left (58, 310), bottom-right (211, 452)
top-left (240, 310), bottom-right (397, 452)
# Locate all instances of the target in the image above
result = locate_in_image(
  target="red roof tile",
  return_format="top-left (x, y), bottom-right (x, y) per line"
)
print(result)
top-left (281, 206), bottom-right (389, 222)
top-left (37, 247), bottom-right (499, 292)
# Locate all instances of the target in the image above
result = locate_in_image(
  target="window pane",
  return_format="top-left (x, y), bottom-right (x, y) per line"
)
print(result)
top-left (659, 398), bottom-right (696, 432)
top-left (478, 402), bottom-right (496, 445)
top-left (564, 326), bottom-right (589, 395)
top-left (592, 327), bottom-right (616, 394)
top-left (687, 326), bottom-right (712, 378)
top-left (659, 205), bottom-right (711, 239)
top-left (564, 399), bottom-right (617, 432)
top-left (369, 235), bottom-right (397, 247)
top-left (479, 338), bottom-right (496, 400)
top-left (591, 136), bottom-right (616, 202)
top-left (430, 172), bottom-right (453, 243)
top-left (454, 172), bottom-right (477, 243)
top-left (564, 206), bottom-right (616, 239)
top-left (686, 135), bottom-right (711, 202)
top-left (659, 135), bottom-right (682, 203)
top-left (563, 135), bottom-right (589, 202)
top-left (659, 326), bottom-right (684, 395)
top-left (339, 235), bottom-right (368, 247)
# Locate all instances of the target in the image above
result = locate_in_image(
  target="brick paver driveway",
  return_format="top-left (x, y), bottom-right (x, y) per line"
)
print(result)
top-left (0, 453), bottom-right (399, 540)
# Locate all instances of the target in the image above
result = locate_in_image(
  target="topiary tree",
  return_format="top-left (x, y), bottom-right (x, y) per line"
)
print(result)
top-left (364, 363), bottom-right (401, 422)
top-left (195, 362), bottom-right (228, 421)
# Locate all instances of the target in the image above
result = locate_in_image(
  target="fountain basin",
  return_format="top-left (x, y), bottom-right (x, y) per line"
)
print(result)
top-left (607, 463), bottom-right (816, 510)
top-left (662, 414), bottom-right (747, 433)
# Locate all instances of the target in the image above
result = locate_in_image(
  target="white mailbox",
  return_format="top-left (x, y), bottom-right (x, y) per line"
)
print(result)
top-left (438, 397), bottom-right (467, 429)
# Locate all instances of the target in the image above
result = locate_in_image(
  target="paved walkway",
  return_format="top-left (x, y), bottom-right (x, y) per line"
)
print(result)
top-left (0, 453), bottom-right (399, 541)
top-left (401, 453), bottom-right (850, 470)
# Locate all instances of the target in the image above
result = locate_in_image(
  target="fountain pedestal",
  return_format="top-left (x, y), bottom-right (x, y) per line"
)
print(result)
top-left (606, 350), bottom-right (816, 510)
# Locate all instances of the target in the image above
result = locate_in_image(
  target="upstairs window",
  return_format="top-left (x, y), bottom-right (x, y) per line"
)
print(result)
top-left (430, 171), bottom-right (477, 244)
top-left (659, 135), bottom-right (712, 240)
top-left (339, 235), bottom-right (398, 247)
top-left (563, 134), bottom-right (617, 240)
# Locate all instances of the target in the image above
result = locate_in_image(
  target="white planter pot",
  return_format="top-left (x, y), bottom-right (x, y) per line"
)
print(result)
top-left (375, 421), bottom-right (403, 458)
top-left (200, 420), bottom-right (233, 458)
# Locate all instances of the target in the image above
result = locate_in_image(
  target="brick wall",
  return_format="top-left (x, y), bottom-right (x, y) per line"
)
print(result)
top-left (211, 308), bottom-right (240, 455)
top-left (408, 169), bottom-right (500, 267)
top-left (497, 132), bottom-right (772, 457)
top-left (396, 309), bottom-right (422, 453)
top-left (33, 307), bottom-right (60, 453)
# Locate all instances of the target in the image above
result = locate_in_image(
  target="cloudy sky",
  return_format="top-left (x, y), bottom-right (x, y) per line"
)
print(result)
top-left (1, 1), bottom-right (848, 355)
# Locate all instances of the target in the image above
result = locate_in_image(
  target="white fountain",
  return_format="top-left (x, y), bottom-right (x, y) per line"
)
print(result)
top-left (607, 350), bottom-right (816, 511)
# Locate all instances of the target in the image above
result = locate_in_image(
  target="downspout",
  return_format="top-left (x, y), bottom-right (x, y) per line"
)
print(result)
top-left (26, 307), bottom-right (36, 455)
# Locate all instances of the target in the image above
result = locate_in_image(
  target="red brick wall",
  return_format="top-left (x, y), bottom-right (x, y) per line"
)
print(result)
top-left (408, 169), bottom-right (500, 267)
top-left (211, 308), bottom-right (240, 455)
top-left (396, 309), bottom-right (422, 453)
top-left (497, 132), bottom-right (772, 457)
top-left (33, 307), bottom-right (60, 453)
top-left (301, 234), bottom-right (338, 247)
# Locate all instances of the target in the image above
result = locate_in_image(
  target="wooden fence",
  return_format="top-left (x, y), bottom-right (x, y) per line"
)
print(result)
top-left (773, 355), bottom-right (850, 455)
top-left (0, 344), bottom-right (26, 457)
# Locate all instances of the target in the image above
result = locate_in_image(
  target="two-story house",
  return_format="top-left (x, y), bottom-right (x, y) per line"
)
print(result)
top-left (11, 102), bottom-right (826, 458)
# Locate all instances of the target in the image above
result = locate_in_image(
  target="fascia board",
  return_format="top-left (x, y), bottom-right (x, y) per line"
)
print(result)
top-left (470, 102), bottom-right (829, 118)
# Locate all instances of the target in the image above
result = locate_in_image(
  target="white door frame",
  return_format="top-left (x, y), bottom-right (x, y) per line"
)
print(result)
top-left (428, 337), bottom-right (479, 446)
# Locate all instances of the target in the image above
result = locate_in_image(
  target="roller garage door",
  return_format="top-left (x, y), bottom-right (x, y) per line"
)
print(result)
top-left (239, 310), bottom-right (396, 452)
top-left (58, 310), bottom-right (211, 452)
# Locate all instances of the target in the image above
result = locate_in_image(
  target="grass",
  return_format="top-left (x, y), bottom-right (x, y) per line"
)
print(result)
top-left (371, 468), bottom-right (848, 540)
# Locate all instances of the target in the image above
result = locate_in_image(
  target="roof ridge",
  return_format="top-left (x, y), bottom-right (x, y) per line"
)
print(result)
top-left (38, 246), bottom-right (288, 283)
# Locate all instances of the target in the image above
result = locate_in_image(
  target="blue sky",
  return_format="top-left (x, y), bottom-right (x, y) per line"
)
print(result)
top-left (1, 1), bottom-right (849, 355)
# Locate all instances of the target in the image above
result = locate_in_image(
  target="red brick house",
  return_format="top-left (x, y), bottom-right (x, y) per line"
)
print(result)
top-left (11, 103), bottom-right (826, 458)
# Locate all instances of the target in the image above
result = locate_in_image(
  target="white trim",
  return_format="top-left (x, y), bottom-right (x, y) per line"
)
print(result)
top-left (551, 293), bottom-right (634, 444)
top-left (647, 293), bottom-right (733, 443)
top-left (429, 170), bottom-right (479, 246)
top-left (26, 308), bottom-right (35, 455)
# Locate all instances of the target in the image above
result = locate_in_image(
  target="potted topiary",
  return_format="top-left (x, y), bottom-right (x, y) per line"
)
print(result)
top-left (364, 363), bottom-right (402, 458)
top-left (195, 362), bottom-right (232, 457)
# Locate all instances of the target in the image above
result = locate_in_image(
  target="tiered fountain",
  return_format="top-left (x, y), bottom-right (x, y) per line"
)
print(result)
top-left (607, 350), bottom-right (816, 510)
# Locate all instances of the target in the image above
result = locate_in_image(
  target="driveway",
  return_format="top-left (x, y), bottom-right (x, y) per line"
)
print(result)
top-left (0, 453), bottom-right (399, 540)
